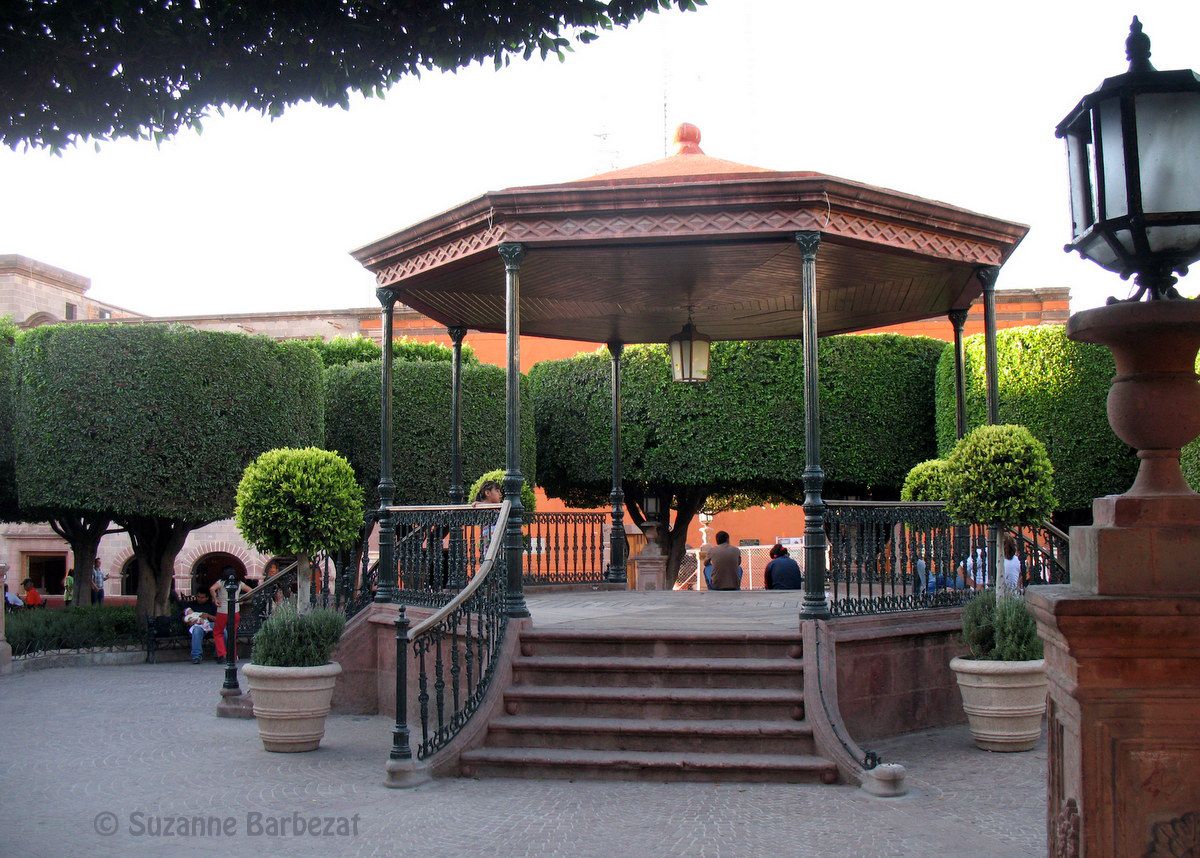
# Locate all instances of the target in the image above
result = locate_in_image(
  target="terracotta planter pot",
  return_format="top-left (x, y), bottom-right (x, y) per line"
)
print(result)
top-left (243, 662), bottom-right (342, 752)
top-left (949, 656), bottom-right (1047, 752)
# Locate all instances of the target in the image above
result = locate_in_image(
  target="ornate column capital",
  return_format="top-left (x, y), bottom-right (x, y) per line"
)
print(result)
top-left (975, 264), bottom-right (999, 293)
top-left (447, 326), bottom-right (467, 345)
top-left (607, 339), bottom-right (624, 358)
top-left (948, 308), bottom-right (969, 329)
top-left (794, 230), bottom-right (822, 260)
top-left (375, 287), bottom-right (398, 310)
top-left (497, 242), bottom-right (526, 270)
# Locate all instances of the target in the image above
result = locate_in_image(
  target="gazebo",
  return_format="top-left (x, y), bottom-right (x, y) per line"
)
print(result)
top-left (352, 123), bottom-right (1027, 620)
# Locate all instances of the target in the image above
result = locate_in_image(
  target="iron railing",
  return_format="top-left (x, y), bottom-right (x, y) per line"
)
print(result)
top-left (521, 511), bottom-right (607, 585)
top-left (391, 500), bottom-right (510, 762)
top-left (825, 501), bottom-right (1070, 617)
top-left (393, 505), bottom-right (500, 607)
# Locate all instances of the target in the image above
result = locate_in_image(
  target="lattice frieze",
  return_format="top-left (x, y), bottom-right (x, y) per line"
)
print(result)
top-left (372, 207), bottom-right (1003, 286)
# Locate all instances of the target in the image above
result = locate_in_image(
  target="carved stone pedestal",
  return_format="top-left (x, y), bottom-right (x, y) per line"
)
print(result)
top-left (633, 543), bottom-right (667, 591)
top-left (1027, 300), bottom-right (1200, 857)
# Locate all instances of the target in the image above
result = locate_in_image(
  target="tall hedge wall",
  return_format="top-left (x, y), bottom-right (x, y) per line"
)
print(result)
top-left (933, 324), bottom-right (1142, 513)
top-left (323, 359), bottom-right (535, 509)
top-left (0, 316), bottom-right (18, 521)
top-left (531, 334), bottom-right (946, 506)
top-left (13, 324), bottom-right (324, 522)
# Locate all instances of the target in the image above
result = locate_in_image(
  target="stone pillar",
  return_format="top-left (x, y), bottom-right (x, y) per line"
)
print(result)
top-left (1026, 300), bottom-right (1200, 858)
top-left (632, 516), bottom-right (666, 592)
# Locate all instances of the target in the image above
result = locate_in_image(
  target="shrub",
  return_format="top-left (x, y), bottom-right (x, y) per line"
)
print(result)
top-left (250, 606), bottom-right (346, 667)
top-left (0, 315), bottom-right (17, 521)
top-left (934, 325), bottom-right (1138, 513)
top-left (961, 593), bottom-right (1042, 661)
top-left (235, 447), bottom-right (364, 557)
top-left (323, 358), bottom-right (534, 511)
top-left (303, 335), bottom-right (479, 368)
top-left (467, 468), bottom-right (537, 512)
top-left (945, 425), bottom-right (1056, 526)
top-left (900, 459), bottom-right (951, 501)
top-left (5, 605), bottom-right (140, 657)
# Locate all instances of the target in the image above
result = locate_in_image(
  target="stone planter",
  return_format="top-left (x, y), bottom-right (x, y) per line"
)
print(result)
top-left (949, 656), bottom-right (1047, 752)
top-left (243, 662), bottom-right (342, 752)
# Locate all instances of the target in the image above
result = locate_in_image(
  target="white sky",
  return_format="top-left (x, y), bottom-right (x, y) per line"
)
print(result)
top-left (2, 0), bottom-right (1198, 317)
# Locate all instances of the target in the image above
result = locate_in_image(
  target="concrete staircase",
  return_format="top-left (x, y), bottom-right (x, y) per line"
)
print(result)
top-left (459, 628), bottom-right (840, 783)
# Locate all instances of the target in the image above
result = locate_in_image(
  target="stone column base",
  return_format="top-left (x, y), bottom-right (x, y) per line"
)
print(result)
top-left (1027, 585), bottom-right (1200, 858)
top-left (633, 550), bottom-right (667, 591)
top-left (384, 758), bottom-right (431, 789)
top-left (216, 687), bottom-right (254, 719)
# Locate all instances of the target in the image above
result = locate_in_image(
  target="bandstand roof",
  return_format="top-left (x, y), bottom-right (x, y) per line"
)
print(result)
top-left (351, 124), bottom-right (1028, 344)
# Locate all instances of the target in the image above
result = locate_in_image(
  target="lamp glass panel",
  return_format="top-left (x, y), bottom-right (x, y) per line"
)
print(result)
top-left (1097, 97), bottom-right (1129, 219)
top-left (1113, 228), bottom-right (1136, 254)
top-left (1066, 129), bottom-right (1095, 238)
top-left (1135, 92), bottom-right (1200, 214)
top-left (1080, 230), bottom-right (1121, 270)
top-left (669, 337), bottom-right (684, 382)
top-left (643, 495), bottom-right (660, 517)
top-left (1147, 224), bottom-right (1200, 256)
top-left (691, 336), bottom-right (710, 381)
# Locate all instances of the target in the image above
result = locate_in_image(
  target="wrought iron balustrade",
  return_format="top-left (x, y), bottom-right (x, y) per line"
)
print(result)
top-left (391, 500), bottom-right (511, 762)
top-left (236, 561), bottom-right (300, 637)
top-left (825, 502), bottom-right (1070, 617)
top-left (522, 511), bottom-right (607, 585)
top-left (391, 505), bottom-right (500, 607)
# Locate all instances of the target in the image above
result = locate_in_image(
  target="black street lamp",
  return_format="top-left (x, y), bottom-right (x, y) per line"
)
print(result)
top-left (1056, 17), bottom-right (1200, 302)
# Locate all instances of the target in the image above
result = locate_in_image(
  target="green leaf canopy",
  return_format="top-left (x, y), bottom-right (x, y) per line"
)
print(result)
top-left (530, 334), bottom-right (947, 506)
top-left (2, 0), bottom-right (705, 150)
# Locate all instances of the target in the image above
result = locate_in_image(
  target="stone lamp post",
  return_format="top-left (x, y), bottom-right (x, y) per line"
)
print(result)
top-left (632, 495), bottom-right (668, 592)
top-left (1028, 17), bottom-right (1200, 857)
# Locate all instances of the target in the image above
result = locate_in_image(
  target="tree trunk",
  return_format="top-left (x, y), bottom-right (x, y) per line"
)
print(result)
top-left (119, 517), bottom-right (195, 618)
top-left (297, 554), bottom-right (313, 614)
top-left (47, 514), bottom-right (111, 606)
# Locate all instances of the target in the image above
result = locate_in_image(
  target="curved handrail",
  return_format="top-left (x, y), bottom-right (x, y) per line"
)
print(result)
top-left (237, 560), bottom-right (299, 604)
top-left (410, 500), bottom-right (510, 639)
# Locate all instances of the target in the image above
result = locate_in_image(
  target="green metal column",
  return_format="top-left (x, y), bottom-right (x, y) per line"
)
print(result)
top-left (375, 287), bottom-right (398, 602)
top-left (796, 231), bottom-right (830, 619)
top-left (498, 243), bottom-right (530, 618)
top-left (977, 266), bottom-right (1001, 425)
top-left (605, 340), bottom-right (626, 584)
top-left (448, 326), bottom-right (466, 505)
top-left (948, 308), bottom-right (969, 439)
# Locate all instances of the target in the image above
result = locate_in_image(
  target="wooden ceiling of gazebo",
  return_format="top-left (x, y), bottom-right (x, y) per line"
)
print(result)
top-left (352, 125), bottom-right (1028, 343)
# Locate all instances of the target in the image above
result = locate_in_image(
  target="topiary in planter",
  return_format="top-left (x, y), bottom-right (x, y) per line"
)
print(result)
top-left (250, 606), bottom-right (346, 667)
top-left (901, 458), bottom-right (951, 501)
top-left (961, 593), bottom-right (1043, 661)
top-left (944, 425), bottom-right (1056, 527)
top-left (468, 468), bottom-right (537, 513)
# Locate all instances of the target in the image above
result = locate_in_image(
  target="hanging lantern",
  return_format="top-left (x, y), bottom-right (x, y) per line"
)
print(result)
top-left (1056, 17), bottom-right (1200, 301)
top-left (668, 314), bottom-right (711, 383)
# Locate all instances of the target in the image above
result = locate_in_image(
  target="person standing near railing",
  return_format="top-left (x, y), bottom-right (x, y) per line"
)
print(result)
top-left (209, 567), bottom-right (252, 661)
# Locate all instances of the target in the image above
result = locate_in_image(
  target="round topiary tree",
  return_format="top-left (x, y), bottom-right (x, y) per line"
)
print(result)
top-left (901, 459), bottom-right (951, 501)
top-left (945, 424), bottom-right (1056, 599)
top-left (235, 447), bottom-right (364, 612)
top-left (468, 469), bottom-right (537, 512)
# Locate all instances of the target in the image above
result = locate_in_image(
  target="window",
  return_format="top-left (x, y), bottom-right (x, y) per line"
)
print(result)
top-left (99, 309), bottom-right (111, 320)
top-left (64, 302), bottom-right (77, 320)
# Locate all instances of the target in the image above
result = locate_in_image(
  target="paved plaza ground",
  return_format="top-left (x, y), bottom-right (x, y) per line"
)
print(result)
top-left (1, 655), bottom-right (1046, 858)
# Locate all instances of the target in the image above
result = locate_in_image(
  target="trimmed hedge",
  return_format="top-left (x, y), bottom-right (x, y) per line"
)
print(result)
top-left (531, 335), bottom-right (946, 505)
top-left (323, 359), bottom-right (535, 509)
top-left (935, 325), bottom-right (1139, 512)
top-left (0, 316), bottom-right (17, 521)
top-left (901, 459), bottom-right (950, 502)
top-left (12, 324), bottom-right (324, 522)
top-left (303, 335), bottom-right (478, 369)
top-left (6, 605), bottom-right (141, 657)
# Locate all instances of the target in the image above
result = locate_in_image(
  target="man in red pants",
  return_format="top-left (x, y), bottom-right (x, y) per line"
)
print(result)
top-left (208, 568), bottom-right (253, 660)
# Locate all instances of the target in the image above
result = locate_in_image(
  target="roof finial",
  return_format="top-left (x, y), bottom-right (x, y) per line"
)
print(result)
top-left (673, 123), bottom-right (704, 155)
top-left (1126, 16), bottom-right (1154, 73)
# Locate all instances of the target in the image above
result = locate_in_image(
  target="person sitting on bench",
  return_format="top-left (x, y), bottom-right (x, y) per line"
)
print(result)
top-left (184, 590), bottom-right (218, 664)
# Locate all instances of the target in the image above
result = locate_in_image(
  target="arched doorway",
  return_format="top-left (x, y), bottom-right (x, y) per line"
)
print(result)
top-left (189, 553), bottom-right (248, 597)
top-left (121, 558), bottom-right (139, 596)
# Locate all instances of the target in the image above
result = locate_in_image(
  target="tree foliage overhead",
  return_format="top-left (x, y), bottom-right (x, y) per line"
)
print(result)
top-left (1, 0), bottom-right (705, 150)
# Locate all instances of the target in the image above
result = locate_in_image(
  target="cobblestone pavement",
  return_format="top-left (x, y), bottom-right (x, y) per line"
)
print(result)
top-left (0, 662), bottom-right (1046, 857)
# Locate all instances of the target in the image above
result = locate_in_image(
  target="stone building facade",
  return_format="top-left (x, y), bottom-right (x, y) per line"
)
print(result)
top-left (0, 254), bottom-right (1071, 600)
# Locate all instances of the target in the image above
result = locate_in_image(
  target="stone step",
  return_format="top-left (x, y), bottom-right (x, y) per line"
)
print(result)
top-left (458, 746), bottom-right (839, 784)
top-left (485, 715), bottom-right (818, 755)
top-left (502, 684), bottom-right (805, 721)
top-left (519, 628), bottom-right (802, 660)
top-left (510, 655), bottom-right (803, 689)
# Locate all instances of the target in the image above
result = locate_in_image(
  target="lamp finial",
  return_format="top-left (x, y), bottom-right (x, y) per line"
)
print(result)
top-left (1126, 16), bottom-right (1154, 73)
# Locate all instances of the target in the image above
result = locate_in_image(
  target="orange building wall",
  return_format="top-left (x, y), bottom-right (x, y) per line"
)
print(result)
top-left (359, 288), bottom-right (1071, 545)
